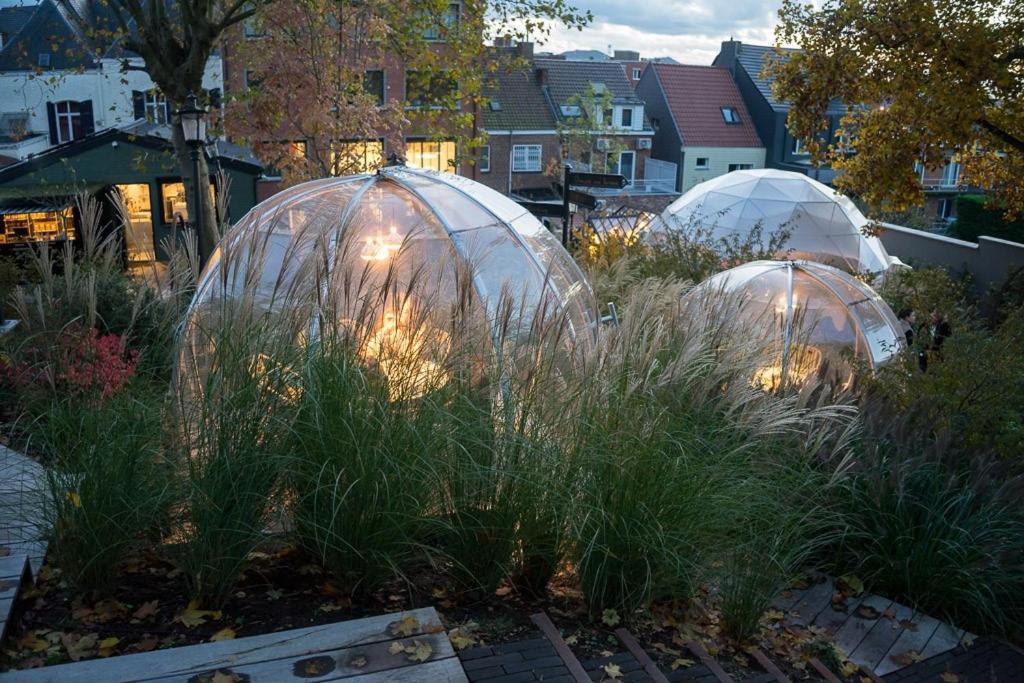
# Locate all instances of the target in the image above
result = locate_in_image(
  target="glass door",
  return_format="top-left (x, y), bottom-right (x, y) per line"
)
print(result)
top-left (617, 151), bottom-right (635, 185)
top-left (116, 184), bottom-right (156, 264)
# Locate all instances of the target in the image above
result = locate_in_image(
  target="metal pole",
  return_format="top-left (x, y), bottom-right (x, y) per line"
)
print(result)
top-left (561, 162), bottom-right (572, 247)
top-left (190, 141), bottom-right (204, 273)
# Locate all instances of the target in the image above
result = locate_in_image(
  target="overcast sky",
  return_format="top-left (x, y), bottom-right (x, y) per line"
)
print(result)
top-left (0, 0), bottom-right (784, 65)
top-left (523, 0), bottom-right (782, 64)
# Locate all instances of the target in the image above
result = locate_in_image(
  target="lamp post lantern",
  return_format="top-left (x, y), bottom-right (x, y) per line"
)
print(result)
top-left (174, 92), bottom-right (209, 270)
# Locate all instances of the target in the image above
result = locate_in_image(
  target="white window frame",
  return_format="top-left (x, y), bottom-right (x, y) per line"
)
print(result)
top-left (619, 107), bottom-right (633, 129)
top-left (721, 106), bottom-right (740, 124)
top-left (144, 90), bottom-right (168, 124)
top-left (512, 144), bottom-right (542, 173)
top-left (941, 161), bottom-right (960, 187)
top-left (479, 145), bottom-right (490, 172)
top-left (792, 137), bottom-right (807, 156)
top-left (695, 156), bottom-right (710, 170)
top-left (728, 163), bottom-right (753, 172)
top-left (632, 67), bottom-right (641, 80)
top-left (613, 150), bottom-right (636, 184)
top-left (54, 100), bottom-right (80, 143)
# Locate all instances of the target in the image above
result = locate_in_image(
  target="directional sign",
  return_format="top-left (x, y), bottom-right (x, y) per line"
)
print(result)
top-left (518, 200), bottom-right (564, 219)
top-left (567, 189), bottom-right (598, 210)
top-left (567, 171), bottom-right (628, 190)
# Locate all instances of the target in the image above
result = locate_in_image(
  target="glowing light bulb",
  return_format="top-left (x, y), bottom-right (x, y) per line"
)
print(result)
top-left (361, 225), bottom-right (402, 262)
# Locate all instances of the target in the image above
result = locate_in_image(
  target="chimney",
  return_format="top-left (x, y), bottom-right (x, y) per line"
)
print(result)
top-left (518, 41), bottom-right (534, 59)
top-left (717, 40), bottom-right (741, 75)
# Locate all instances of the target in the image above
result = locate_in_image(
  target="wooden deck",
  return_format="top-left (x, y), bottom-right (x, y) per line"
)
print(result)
top-left (0, 444), bottom-right (49, 572)
top-left (4, 606), bottom-right (468, 682)
top-left (773, 575), bottom-right (971, 678)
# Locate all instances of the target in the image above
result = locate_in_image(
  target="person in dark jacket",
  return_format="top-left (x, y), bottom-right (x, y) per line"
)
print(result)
top-left (897, 308), bottom-right (915, 347)
top-left (921, 310), bottom-right (952, 371)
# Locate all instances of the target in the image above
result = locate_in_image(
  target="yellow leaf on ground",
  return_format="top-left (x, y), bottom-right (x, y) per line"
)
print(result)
top-left (350, 655), bottom-right (368, 668)
top-left (98, 637), bottom-right (120, 649)
top-left (839, 574), bottom-right (865, 595)
top-left (406, 640), bottom-right (433, 662)
top-left (17, 634), bottom-right (49, 652)
top-left (602, 608), bottom-right (620, 627)
top-left (388, 641), bottom-right (406, 655)
top-left (66, 492), bottom-right (82, 508)
top-left (939, 673), bottom-right (960, 683)
top-left (840, 659), bottom-right (860, 677)
top-left (564, 634), bottom-right (578, 645)
top-left (133, 600), bottom-right (159, 620)
top-left (890, 650), bottom-right (923, 667)
top-left (763, 609), bottom-right (785, 621)
top-left (210, 628), bottom-right (236, 642)
top-left (61, 633), bottom-right (97, 661)
top-left (603, 662), bottom-right (623, 679)
top-left (388, 614), bottom-right (420, 637)
top-left (448, 628), bottom-right (476, 650)
top-left (177, 600), bottom-right (223, 628)
top-left (671, 658), bottom-right (695, 670)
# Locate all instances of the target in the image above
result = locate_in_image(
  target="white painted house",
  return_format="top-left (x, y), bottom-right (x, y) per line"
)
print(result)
top-left (0, 0), bottom-right (222, 164)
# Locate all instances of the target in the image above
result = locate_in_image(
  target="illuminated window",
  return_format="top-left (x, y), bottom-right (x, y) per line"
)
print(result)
top-left (406, 139), bottom-right (456, 173)
top-left (0, 208), bottom-right (74, 245)
top-left (331, 140), bottom-right (384, 175)
top-left (161, 182), bottom-right (216, 223)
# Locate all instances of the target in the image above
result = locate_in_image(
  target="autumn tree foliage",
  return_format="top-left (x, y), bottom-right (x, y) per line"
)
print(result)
top-left (771, 0), bottom-right (1024, 217)
top-left (226, 0), bottom-right (590, 185)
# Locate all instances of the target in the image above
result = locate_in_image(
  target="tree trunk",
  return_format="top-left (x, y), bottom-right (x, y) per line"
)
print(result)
top-left (170, 122), bottom-right (219, 272)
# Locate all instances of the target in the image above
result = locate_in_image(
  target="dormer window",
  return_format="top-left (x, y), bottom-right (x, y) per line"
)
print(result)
top-left (620, 108), bottom-right (633, 128)
top-left (560, 104), bottom-right (581, 117)
top-left (721, 107), bottom-right (741, 124)
top-left (591, 82), bottom-right (606, 95)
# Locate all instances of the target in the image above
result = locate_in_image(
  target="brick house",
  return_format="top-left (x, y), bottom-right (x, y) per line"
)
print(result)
top-left (637, 63), bottom-right (765, 192)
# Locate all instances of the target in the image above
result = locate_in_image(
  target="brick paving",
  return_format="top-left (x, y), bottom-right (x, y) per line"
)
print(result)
top-left (882, 638), bottom-right (1024, 683)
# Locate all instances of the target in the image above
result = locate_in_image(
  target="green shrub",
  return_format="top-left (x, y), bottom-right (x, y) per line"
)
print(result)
top-left (40, 389), bottom-right (173, 593)
top-left (831, 440), bottom-right (1024, 635)
top-left (951, 194), bottom-right (1024, 243)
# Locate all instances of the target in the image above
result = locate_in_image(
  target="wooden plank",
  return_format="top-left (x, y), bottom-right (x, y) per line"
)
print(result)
top-left (849, 600), bottom-right (916, 672)
top-left (3, 607), bottom-right (444, 683)
top-left (615, 627), bottom-right (669, 683)
top-left (787, 577), bottom-right (835, 627)
top-left (808, 658), bottom-right (841, 683)
top-left (338, 656), bottom-right (467, 682)
top-left (874, 610), bottom-right (942, 676)
top-left (919, 620), bottom-right (968, 660)
top-left (530, 612), bottom-right (590, 683)
top-left (142, 630), bottom-right (455, 682)
top-left (685, 639), bottom-right (734, 683)
top-left (811, 593), bottom-right (866, 635)
top-left (748, 648), bottom-right (791, 683)
top-left (832, 594), bottom-right (892, 660)
top-left (0, 552), bottom-right (29, 579)
top-left (770, 585), bottom-right (804, 612)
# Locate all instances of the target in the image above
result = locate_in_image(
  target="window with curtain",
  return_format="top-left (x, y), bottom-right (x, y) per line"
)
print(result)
top-left (406, 140), bottom-right (456, 173)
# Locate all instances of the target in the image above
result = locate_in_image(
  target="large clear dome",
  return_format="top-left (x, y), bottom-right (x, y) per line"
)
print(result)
top-left (653, 169), bottom-right (900, 275)
top-left (686, 260), bottom-right (904, 390)
top-left (181, 166), bottom-right (598, 397)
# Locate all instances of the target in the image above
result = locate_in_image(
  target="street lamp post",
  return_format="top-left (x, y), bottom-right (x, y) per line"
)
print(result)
top-left (174, 92), bottom-right (209, 271)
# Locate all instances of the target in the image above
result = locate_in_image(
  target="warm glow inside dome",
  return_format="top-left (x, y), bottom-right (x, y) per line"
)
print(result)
top-left (653, 169), bottom-right (900, 275)
top-left (181, 166), bottom-right (599, 398)
top-left (686, 260), bottom-right (904, 390)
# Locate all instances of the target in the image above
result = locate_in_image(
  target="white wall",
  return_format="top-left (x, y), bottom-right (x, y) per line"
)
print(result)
top-left (680, 146), bottom-right (766, 192)
top-left (0, 55), bottom-right (222, 159)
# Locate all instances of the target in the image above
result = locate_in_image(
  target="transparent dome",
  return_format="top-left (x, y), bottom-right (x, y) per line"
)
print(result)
top-left (686, 260), bottom-right (904, 390)
top-left (652, 169), bottom-right (900, 275)
top-left (182, 166), bottom-right (598, 397)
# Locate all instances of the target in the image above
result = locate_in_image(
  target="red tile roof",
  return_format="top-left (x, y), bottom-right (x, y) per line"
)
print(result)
top-left (651, 63), bottom-right (763, 148)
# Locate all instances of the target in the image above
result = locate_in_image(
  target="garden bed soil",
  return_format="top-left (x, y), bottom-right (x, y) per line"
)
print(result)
top-left (0, 540), bottom-right (853, 681)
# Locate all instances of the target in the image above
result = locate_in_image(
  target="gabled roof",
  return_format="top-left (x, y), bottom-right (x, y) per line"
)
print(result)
top-left (534, 58), bottom-right (642, 111)
top-left (649, 63), bottom-right (763, 148)
top-left (717, 42), bottom-right (846, 115)
top-left (0, 0), bottom-right (97, 71)
top-left (483, 67), bottom-right (557, 131)
top-left (0, 5), bottom-right (36, 45)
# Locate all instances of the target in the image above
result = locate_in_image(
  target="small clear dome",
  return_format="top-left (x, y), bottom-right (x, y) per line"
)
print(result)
top-left (652, 169), bottom-right (900, 275)
top-left (686, 260), bottom-right (904, 390)
top-left (181, 166), bottom-right (598, 397)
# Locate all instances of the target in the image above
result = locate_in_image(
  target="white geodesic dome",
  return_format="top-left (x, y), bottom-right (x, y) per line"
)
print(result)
top-left (181, 166), bottom-right (599, 396)
top-left (653, 169), bottom-right (900, 275)
top-left (685, 260), bottom-right (904, 390)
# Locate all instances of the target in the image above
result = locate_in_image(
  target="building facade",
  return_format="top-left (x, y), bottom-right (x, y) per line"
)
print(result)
top-left (0, 0), bottom-right (223, 164)
top-left (637, 63), bottom-right (765, 193)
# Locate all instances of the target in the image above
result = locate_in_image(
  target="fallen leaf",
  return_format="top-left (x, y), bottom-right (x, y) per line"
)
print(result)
top-left (389, 615), bottom-right (420, 637)
top-left (898, 618), bottom-right (919, 631)
top-left (602, 608), bottom-right (620, 627)
top-left (61, 632), bottom-right (98, 661)
top-left (133, 638), bottom-right (158, 653)
top-left (406, 640), bottom-right (433, 662)
top-left (66, 491), bottom-right (82, 508)
top-left (319, 602), bottom-right (346, 613)
top-left (388, 641), bottom-right (406, 655)
top-left (133, 600), bottom-right (159, 620)
top-left (882, 608), bottom-right (896, 620)
top-left (856, 605), bottom-right (880, 620)
top-left (671, 657), bottom-right (695, 670)
top-left (564, 634), bottom-right (578, 645)
top-left (494, 585), bottom-right (512, 597)
top-left (350, 655), bottom-right (368, 668)
top-left (98, 637), bottom-right (120, 657)
top-left (432, 587), bottom-right (447, 599)
top-left (763, 609), bottom-right (785, 621)
top-left (448, 628), bottom-right (476, 650)
top-left (17, 633), bottom-right (49, 652)
top-left (600, 649), bottom-right (615, 657)
top-left (210, 628), bottom-right (236, 642)
top-left (939, 673), bottom-right (960, 683)
top-left (840, 660), bottom-right (860, 677)
top-left (209, 671), bottom-right (244, 683)
top-left (177, 600), bottom-right (223, 628)
top-left (603, 662), bottom-right (623, 679)
top-left (839, 574), bottom-right (865, 596)
top-left (265, 589), bottom-right (283, 600)
top-left (890, 650), bottom-right (923, 667)
top-left (0, 546), bottom-right (10, 557)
